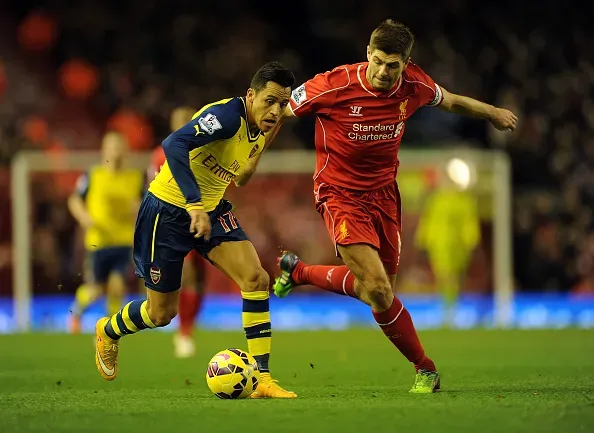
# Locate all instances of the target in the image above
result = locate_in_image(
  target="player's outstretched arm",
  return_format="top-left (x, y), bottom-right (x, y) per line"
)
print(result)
top-left (438, 87), bottom-right (518, 131)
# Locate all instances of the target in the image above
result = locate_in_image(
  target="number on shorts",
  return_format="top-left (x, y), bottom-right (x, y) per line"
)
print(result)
top-left (217, 211), bottom-right (238, 233)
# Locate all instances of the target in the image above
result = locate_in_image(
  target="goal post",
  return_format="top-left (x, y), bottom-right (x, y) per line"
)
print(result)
top-left (10, 148), bottom-right (512, 331)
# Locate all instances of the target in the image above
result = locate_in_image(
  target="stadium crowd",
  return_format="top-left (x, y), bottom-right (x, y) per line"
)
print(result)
top-left (0, 0), bottom-right (593, 295)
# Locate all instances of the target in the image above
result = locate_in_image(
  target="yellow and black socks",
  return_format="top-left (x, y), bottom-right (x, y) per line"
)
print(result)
top-left (242, 291), bottom-right (272, 373)
top-left (104, 300), bottom-right (156, 339)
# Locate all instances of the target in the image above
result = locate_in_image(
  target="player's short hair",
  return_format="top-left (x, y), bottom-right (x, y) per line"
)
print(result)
top-left (250, 61), bottom-right (295, 92)
top-left (370, 19), bottom-right (415, 60)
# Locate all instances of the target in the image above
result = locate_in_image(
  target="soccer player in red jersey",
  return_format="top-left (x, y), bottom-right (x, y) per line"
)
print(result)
top-left (271, 20), bottom-right (518, 393)
top-left (149, 107), bottom-right (207, 358)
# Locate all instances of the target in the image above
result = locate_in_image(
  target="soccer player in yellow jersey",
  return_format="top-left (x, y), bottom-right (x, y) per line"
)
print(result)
top-left (94, 61), bottom-right (297, 398)
top-left (68, 131), bottom-right (144, 332)
top-left (415, 161), bottom-right (481, 327)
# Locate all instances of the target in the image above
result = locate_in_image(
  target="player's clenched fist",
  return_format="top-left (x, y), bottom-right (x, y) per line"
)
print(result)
top-left (188, 209), bottom-right (211, 240)
top-left (490, 108), bottom-right (518, 131)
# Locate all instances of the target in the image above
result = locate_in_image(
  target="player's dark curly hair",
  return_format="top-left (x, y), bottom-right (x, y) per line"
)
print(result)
top-left (250, 61), bottom-right (295, 92)
top-left (370, 19), bottom-right (415, 60)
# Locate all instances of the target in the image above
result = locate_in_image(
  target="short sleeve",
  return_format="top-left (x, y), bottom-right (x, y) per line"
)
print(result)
top-left (75, 172), bottom-right (90, 199)
top-left (411, 65), bottom-right (444, 107)
top-left (289, 66), bottom-right (350, 117)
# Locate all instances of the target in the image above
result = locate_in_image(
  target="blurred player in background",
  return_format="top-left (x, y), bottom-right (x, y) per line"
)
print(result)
top-left (269, 20), bottom-right (517, 393)
top-left (415, 159), bottom-right (481, 327)
top-left (94, 61), bottom-right (297, 398)
top-left (148, 106), bottom-right (207, 358)
top-left (68, 131), bottom-right (144, 333)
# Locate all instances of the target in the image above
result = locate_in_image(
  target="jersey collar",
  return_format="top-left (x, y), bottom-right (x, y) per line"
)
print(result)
top-left (240, 97), bottom-right (262, 142)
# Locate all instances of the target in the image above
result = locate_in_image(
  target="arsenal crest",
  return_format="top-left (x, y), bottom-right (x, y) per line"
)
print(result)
top-left (150, 266), bottom-right (161, 284)
top-left (249, 144), bottom-right (259, 158)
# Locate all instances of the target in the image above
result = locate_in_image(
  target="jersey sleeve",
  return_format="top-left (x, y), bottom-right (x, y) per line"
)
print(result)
top-left (413, 65), bottom-right (444, 107)
top-left (74, 172), bottom-right (90, 200)
top-left (162, 101), bottom-right (241, 208)
top-left (289, 67), bottom-right (350, 117)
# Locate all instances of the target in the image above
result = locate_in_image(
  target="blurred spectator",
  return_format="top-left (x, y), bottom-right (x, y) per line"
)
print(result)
top-left (106, 107), bottom-right (153, 150)
top-left (17, 10), bottom-right (57, 52)
top-left (58, 58), bottom-right (99, 101)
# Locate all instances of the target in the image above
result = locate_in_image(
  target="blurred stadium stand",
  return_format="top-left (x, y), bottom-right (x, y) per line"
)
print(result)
top-left (0, 0), bottom-right (593, 325)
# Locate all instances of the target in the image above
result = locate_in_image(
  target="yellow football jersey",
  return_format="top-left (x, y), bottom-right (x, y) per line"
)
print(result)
top-left (148, 97), bottom-right (265, 212)
top-left (76, 166), bottom-right (144, 249)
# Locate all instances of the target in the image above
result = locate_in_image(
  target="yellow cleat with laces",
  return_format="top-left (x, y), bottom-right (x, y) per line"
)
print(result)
top-left (250, 373), bottom-right (297, 399)
top-left (94, 317), bottom-right (119, 381)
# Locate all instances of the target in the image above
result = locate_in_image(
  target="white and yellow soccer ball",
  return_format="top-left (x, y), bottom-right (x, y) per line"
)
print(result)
top-left (205, 348), bottom-right (260, 399)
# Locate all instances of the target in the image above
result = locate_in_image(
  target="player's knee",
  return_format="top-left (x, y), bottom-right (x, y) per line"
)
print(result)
top-left (148, 304), bottom-right (178, 327)
top-left (362, 277), bottom-right (393, 310)
top-left (239, 267), bottom-right (270, 293)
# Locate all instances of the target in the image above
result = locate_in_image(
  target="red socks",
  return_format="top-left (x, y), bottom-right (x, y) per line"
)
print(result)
top-left (293, 262), bottom-right (356, 297)
top-left (178, 289), bottom-right (202, 336)
top-left (293, 261), bottom-right (436, 372)
top-left (373, 297), bottom-right (436, 372)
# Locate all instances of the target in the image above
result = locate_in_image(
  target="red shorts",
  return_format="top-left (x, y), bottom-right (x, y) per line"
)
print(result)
top-left (314, 182), bottom-right (402, 274)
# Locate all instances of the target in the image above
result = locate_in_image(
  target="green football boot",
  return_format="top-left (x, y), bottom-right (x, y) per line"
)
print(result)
top-left (409, 370), bottom-right (441, 394)
top-left (273, 250), bottom-right (301, 298)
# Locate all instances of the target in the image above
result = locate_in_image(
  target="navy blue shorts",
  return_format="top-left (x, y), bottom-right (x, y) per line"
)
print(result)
top-left (87, 247), bottom-right (132, 284)
top-left (134, 192), bottom-right (248, 292)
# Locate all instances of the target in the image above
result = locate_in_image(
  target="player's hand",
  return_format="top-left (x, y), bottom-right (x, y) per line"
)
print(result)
top-left (490, 108), bottom-right (518, 131)
top-left (188, 209), bottom-right (211, 240)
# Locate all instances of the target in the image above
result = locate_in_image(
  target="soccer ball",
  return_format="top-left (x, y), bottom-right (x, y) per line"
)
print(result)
top-left (205, 348), bottom-right (260, 399)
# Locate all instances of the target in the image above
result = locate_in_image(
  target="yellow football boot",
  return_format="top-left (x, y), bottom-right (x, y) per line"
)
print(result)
top-left (250, 373), bottom-right (297, 399)
top-left (94, 317), bottom-right (119, 381)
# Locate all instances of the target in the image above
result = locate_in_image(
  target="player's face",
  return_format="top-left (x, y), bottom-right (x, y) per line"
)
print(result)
top-left (247, 82), bottom-right (291, 133)
top-left (366, 47), bottom-right (408, 91)
top-left (102, 133), bottom-right (127, 162)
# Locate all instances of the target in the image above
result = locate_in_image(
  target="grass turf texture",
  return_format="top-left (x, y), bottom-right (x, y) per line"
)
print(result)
top-left (0, 329), bottom-right (592, 433)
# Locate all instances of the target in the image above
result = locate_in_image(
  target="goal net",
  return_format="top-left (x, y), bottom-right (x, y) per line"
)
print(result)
top-left (9, 148), bottom-right (512, 332)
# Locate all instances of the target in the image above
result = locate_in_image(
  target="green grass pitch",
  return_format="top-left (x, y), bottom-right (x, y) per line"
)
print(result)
top-left (1, 329), bottom-right (593, 433)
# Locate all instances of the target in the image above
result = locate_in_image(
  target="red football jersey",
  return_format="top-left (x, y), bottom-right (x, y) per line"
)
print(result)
top-left (149, 146), bottom-right (165, 180)
top-left (289, 62), bottom-right (443, 190)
